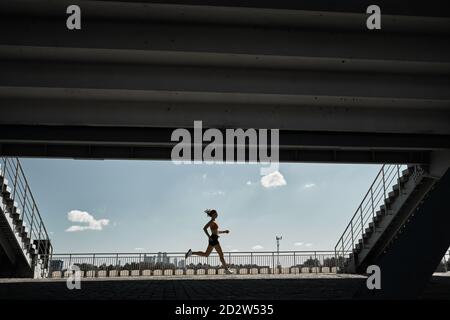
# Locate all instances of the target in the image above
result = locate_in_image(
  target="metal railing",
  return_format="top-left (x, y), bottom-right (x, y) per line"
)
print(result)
top-left (47, 249), bottom-right (450, 278)
top-left (0, 157), bottom-right (53, 274)
top-left (334, 164), bottom-right (407, 260)
top-left (437, 250), bottom-right (450, 273)
top-left (47, 251), bottom-right (350, 278)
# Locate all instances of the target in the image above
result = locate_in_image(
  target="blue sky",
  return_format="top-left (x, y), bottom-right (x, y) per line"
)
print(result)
top-left (19, 158), bottom-right (381, 253)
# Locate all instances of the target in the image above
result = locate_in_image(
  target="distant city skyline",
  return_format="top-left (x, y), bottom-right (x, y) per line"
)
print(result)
top-left (19, 158), bottom-right (382, 253)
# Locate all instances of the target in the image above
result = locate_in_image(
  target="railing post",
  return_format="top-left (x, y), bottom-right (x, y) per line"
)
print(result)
top-left (48, 246), bottom-right (53, 278)
top-left (23, 182), bottom-right (29, 215)
top-left (0, 158), bottom-right (4, 190)
top-left (36, 222), bottom-right (42, 258)
top-left (29, 203), bottom-right (35, 244)
top-left (139, 253), bottom-right (142, 275)
top-left (314, 251), bottom-right (318, 274)
top-left (271, 252), bottom-right (275, 274)
top-left (360, 206), bottom-right (364, 247)
top-left (293, 252), bottom-right (296, 267)
top-left (382, 166), bottom-right (387, 205)
top-left (12, 160), bottom-right (19, 200)
top-left (397, 165), bottom-right (402, 195)
top-left (370, 187), bottom-right (375, 218)
top-left (334, 250), bottom-right (338, 274)
top-left (444, 254), bottom-right (448, 273)
top-left (350, 221), bottom-right (354, 250)
top-left (92, 254), bottom-right (96, 277)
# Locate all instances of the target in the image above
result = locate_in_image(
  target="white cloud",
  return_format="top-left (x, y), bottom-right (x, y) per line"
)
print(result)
top-left (202, 190), bottom-right (225, 196)
top-left (246, 181), bottom-right (252, 185)
top-left (65, 210), bottom-right (109, 232)
top-left (260, 171), bottom-right (286, 188)
top-left (294, 242), bottom-right (304, 247)
top-left (230, 249), bottom-right (240, 252)
top-left (66, 225), bottom-right (87, 232)
top-left (305, 243), bottom-right (312, 247)
top-left (134, 248), bottom-right (145, 251)
top-left (251, 245), bottom-right (264, 250)
top-left (303, 183), bottom-right (316, 189)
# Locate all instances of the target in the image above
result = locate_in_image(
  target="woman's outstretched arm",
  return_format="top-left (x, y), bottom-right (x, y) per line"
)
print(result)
top-left (219, 230), bottom-right (230, 234)
top-left (203, 220), bottom-right (212, 238)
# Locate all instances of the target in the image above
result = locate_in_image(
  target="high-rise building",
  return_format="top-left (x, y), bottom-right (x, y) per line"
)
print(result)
top-left (144, 254), bottom-right (155, 264)
top-left (50, 260), bottom-right (63, 271)
top-left (162, 252), bottom-right (169, 264)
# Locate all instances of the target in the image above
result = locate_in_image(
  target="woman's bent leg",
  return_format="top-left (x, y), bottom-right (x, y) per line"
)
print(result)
top-left (214, 243), bottom-right (228, 269)
top-left (192, 245), bottom-right (213, 257)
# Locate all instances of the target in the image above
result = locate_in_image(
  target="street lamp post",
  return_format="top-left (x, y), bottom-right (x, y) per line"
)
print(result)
top-left (276, 236), bottom-right (282, 268)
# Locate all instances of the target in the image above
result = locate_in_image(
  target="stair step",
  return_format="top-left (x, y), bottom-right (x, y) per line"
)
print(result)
top-left (2, 185), bottom-right (12, 196)
top-left (402, 168), bottom-right (413, 176)
top-left (388, 190), bottom-right (397, 198)
top-left (15, 225), bottom-right (25, 234)
top-left (11, 208), bottom-right (22, 219)
top-left (399, 176), bottom-right (409, 184)
top-left (10, 212), bottom-right (20, 220)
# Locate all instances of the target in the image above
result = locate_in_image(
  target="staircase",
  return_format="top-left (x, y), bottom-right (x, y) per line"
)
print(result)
top-left (335, 164), bottom-right (438, 274)
top-left (0, 157), bottom-right (52, 278)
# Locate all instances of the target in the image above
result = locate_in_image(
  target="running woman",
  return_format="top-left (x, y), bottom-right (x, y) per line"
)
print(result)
top-left (185, 209), bottom-right (233, 274)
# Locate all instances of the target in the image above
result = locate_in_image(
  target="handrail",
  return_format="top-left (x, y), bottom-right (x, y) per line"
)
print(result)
top-left (334, 164), bottom-right (407, 260)
top-left (51, 250), bottom-right (341, 255)
top-left (45, 249), bottom-right (448, 277)
top-left (0, 157), bottom-right (53, 275)
top-left (46, 250), bottom-right (352, 277)
top-left (15, 160), bottom-right (51, 238)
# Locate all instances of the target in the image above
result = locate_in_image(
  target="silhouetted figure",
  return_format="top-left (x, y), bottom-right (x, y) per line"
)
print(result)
top-left (185, 209), bottom-right (233, 274)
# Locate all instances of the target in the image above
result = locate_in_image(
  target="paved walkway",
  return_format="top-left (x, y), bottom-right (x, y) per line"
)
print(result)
top-left (0, 273), bottom-right (448, 300)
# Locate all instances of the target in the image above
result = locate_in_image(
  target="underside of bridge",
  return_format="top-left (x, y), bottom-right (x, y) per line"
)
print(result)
top-left (0, 0), bottom-right (449, 163)
top-left (0, 0), bottom-right (449, 299)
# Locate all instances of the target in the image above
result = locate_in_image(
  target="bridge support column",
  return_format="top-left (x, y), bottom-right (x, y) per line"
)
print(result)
top-left (355, 168), bottom-right (450, 299)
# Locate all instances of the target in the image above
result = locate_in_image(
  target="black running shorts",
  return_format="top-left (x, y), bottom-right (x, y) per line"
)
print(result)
top-left (209, 234), bottom-right (220, 246)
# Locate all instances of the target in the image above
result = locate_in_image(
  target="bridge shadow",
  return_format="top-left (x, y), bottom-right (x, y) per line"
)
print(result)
top-left (0, 275), bottom-right (448, 300)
